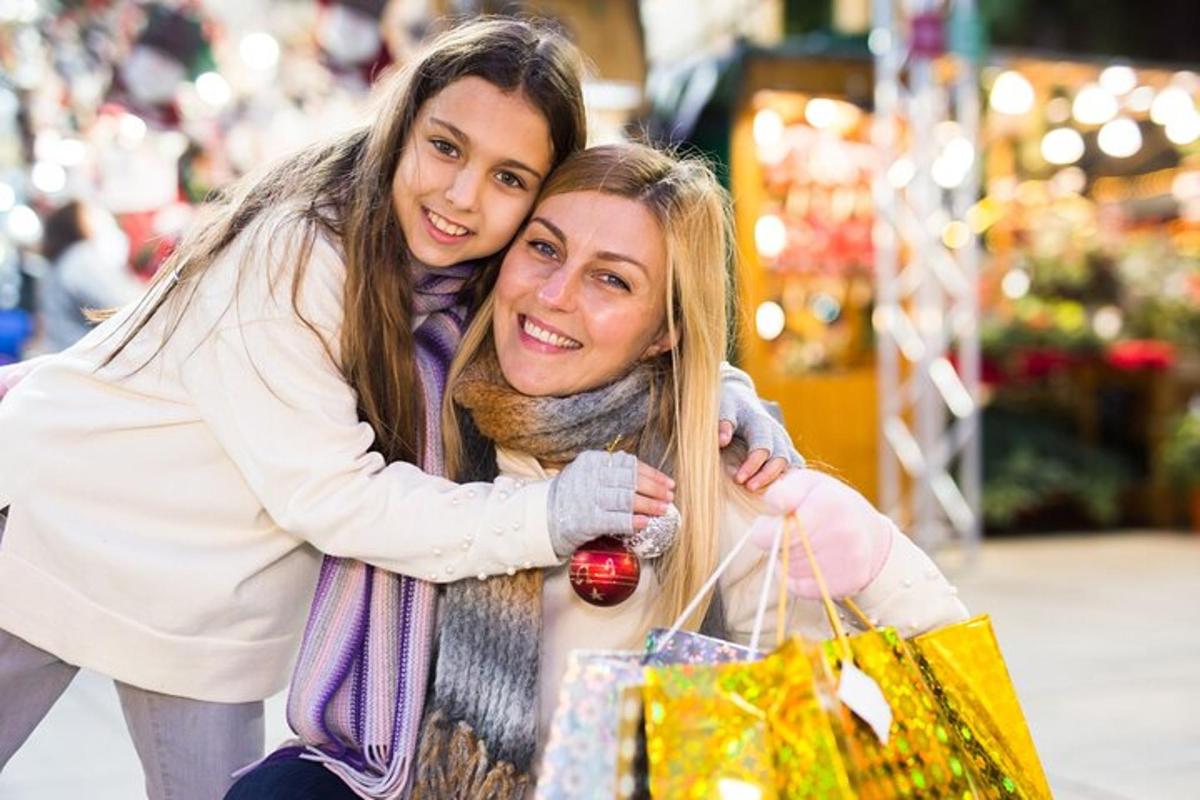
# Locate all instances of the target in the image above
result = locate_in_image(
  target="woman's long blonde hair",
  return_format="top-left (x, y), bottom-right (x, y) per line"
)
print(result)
top-left (444, 143), bottom-right (734, 629)
top-left (99, 17), bottom-right (586, 467)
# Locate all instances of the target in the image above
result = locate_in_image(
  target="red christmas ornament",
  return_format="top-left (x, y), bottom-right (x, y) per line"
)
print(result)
top-left (569, 536), bottom-right (640, 607)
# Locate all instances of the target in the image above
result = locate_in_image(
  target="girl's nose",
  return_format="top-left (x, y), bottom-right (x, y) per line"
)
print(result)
top-left (444, 167), bottom-right (482, 211)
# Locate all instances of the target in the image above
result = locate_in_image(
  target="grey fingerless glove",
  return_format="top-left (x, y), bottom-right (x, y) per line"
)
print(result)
top-left (547, 449), bottom-right (638, 559)
top-left (719, 363), bottom-right (805, 467)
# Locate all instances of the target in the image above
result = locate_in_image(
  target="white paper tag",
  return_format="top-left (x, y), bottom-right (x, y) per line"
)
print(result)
top-left (836, 659), bottom-right (893, 745)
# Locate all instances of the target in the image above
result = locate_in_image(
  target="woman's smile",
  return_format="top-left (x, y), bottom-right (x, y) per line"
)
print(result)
top-left (516, 314), bottom-right (582, 352)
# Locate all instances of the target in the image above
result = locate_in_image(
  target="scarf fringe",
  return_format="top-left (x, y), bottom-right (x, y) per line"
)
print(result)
top-left (302, 743), bottom-right (411, 800)
top-left (411, 710), bottom-right (530, 800)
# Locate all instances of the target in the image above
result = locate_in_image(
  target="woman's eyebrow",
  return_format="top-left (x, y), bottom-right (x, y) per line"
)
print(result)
top-left (595, 250), bottom-right (648, 275)
top-left (429, 117), bottom-right (543, 181)
top-left (528, 216), bottom-right (567, 245)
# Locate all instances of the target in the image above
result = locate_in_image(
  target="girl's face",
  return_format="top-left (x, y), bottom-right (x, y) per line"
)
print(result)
top-left (492, 190), bottom-right (672, 397)
top-left (392, 76), bottom-right (553, 267)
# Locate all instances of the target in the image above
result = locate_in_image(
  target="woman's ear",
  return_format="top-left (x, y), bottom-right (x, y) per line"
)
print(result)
top-left (640, 327), bottom-right (677, 360)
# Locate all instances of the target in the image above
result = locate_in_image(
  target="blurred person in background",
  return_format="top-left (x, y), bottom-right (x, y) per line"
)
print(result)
top-left (38, 199), bottom-right (144, 352)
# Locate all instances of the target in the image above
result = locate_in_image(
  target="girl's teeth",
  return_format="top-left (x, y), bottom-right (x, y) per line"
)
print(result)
top-left (523, 318), bottom-right (580, 349)
top-left (428, 210), bottom-right (468, 236)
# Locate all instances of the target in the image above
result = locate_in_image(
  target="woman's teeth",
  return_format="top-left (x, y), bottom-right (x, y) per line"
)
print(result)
top-left (427, 209), bottom-right (469, 237)
top-left (523, 317), bottom-right (581, 349)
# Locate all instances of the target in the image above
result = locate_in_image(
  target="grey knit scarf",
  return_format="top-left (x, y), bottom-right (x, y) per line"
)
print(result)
top-left (409, 349), bottom-right (657, 800)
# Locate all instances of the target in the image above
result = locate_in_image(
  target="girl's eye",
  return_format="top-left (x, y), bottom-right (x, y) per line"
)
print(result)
top-left (430, 138), bottom-right (458, 158)
top-left (599, 272), bottom-right (632, 292)
top-left (529, 239), bottom-right (558, 259)
top-left (496, 171), bottom-right (526, 190)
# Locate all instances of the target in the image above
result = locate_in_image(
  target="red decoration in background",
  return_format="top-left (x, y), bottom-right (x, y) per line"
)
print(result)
top-left (1106, 339), bottom-right (1176, 371)
top-left (569, 536), bottom-right (640, 607)
top-left (1017, 348), bottom-right (1078, 379)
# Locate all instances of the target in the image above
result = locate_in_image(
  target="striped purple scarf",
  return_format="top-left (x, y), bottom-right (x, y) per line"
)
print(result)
top-left (281, 261), bottom-right (476, 799)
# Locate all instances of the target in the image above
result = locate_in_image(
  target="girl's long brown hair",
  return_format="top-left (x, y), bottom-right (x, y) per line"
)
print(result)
top-left (101, 17), bottom-right (586, 465)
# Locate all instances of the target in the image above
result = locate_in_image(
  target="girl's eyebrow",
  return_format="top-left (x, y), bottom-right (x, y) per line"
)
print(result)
top-left (429, 117), bottom-right (545, 181)
top-left (529, 216), bottom-right (647, 274)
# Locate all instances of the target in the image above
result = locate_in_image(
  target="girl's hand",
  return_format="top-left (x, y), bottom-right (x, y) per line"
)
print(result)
top-left (717, 371), bottom-right (803, 491)
top-left (547, 450), bottom-right (675, 558)
top-left (748, 468), bottom-right (895, 599)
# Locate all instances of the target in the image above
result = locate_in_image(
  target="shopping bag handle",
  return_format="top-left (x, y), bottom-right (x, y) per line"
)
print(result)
top-left (786, 512), bottom-right (854, 663)
top-left (653, 513), bottom-right (791, 655)
top-left (841, 596), bottom-right (876, 632)
top-left (651, 510), bottom-right (864, 664)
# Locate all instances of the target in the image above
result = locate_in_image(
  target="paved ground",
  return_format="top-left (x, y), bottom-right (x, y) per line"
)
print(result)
top-left (1, 531), bottom-right (1197, 798)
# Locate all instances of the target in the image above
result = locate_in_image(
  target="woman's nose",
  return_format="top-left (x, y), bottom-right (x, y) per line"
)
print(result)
top-left (536, 267), bottom-right (577, 310)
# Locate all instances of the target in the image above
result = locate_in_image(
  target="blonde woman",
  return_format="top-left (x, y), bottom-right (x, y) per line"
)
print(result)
top-left (230, 143), bottom-right (967, 798)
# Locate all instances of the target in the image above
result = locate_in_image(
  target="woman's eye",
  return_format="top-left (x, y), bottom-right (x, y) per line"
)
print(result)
top-left (496, 171), bottom-right (526, 190)
top-left (600, 272), bottom-right (631, 292)
top-left (529, 239), bottom-right (558, 259)
top-left (430, 138), bottom-right (458, 157)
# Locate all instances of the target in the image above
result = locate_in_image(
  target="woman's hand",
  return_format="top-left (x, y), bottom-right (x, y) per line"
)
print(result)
top-left (749, 468), bottom-right (895, 599)
top-left (718, 366), bottom-right (803, 492)
top-left (547, 450), bottom-right (675, 558)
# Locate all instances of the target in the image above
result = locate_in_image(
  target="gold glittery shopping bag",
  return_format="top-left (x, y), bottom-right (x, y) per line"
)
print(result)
top-left (641, 614), bottom-right (977, 798)
top-left (809, 626), bottom-right (980, 798)
top-left (815, 604), bottom-right (1052, 800)
top-left (907, 614), bottom-right (1053, 799)
top-left (538, 529), bottom-right (774, 800)
top-left (642, 511), bottom-right (864, 799)
top-left (644, 638), bottom-right (856, 799)
top-left (803, 508), bottom-right (1050, 799)
top-left (644, 511), bottom-right (1029, 799)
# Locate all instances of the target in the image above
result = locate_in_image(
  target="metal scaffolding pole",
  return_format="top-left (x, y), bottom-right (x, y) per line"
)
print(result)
top-left (871, 0), bottom-right (982, 557)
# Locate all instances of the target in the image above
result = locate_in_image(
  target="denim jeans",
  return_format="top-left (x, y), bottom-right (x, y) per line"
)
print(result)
top-left (224, 756), bottom-right (359, 800)
top-left (0, 627), bottom-right (264, 800)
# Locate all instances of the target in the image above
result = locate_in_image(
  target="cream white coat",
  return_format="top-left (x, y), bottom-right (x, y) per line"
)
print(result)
top-left (0, 212), bottom-right (560, 703)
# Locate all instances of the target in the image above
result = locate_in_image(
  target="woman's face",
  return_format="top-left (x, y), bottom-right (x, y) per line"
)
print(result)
top-left (492, 190), bottom-right (672, 397)
top-left (392, 76), bottom-right (553, 267)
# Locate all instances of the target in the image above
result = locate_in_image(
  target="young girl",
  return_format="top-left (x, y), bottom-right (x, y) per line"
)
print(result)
top-left (227, 144), bottom-right (968, 799)
top-left (0, 19), bottom-right (796, 800)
